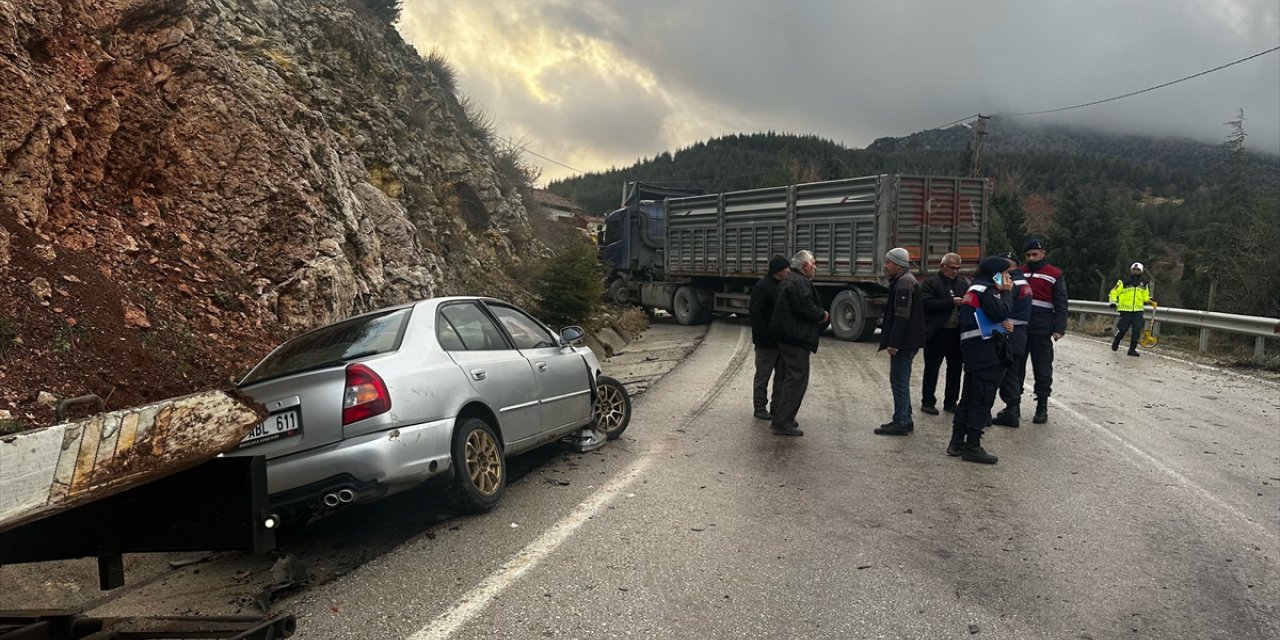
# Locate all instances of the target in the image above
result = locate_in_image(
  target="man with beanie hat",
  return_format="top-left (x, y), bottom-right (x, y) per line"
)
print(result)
top-left (949, 256), bottom-right (1015, 464)
top-left (993, 251), bottom-right (1033, 428)
top-left (749, 255), bottom-right (791, 420)
top-left (1109, 262), bottom-right (1157, 356)
top-left (875, 248), bottom-right (926, 436)
top-left (1018, 238), bottom-right (1068, 424)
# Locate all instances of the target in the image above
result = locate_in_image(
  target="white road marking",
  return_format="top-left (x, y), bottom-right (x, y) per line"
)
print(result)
top-left (408, 326), bottom-right (751, 639)
top-left (1049, 396), bottom-right (1278, 543)
top-left (405, 454), bottom-right (656, 640)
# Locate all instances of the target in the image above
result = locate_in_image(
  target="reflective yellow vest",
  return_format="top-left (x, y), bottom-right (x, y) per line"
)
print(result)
top-left (1109, 278), bottom-right (1152, 312)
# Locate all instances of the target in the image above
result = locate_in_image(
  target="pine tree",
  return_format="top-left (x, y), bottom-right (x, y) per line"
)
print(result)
top-left (1050, 184), bottom-right (1120, 300)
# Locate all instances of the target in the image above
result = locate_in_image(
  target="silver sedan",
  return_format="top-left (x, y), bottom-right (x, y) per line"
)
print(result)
top-left (228, 297), bottom-right (631, 520)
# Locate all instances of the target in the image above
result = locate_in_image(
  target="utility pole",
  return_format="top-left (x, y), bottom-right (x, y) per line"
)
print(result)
top-left (969, 114), bottom-right (989, 178)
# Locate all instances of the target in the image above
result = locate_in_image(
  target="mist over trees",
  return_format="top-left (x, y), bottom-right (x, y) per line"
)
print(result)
top-left (547, 117), bottom-right (1279, 316)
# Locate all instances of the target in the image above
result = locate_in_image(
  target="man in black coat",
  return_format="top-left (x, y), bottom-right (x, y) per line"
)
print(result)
top-left (749, 255), bottom-right (791, 421)
top-left (768, 250), bottom-right (828, 437)
top-left (874, 248), bottom-right (926, 436)
top-left (919, 252), bottom-right (968, 415)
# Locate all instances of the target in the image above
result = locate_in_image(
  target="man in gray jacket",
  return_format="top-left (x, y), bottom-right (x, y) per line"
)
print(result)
top-left (768, 250), bottom-right (829, 437)
top-left (875, 248), bottom-right (926, 436)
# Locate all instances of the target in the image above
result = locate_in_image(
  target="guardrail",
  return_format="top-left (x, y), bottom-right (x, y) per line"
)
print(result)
top-left (1068, 300), bottom-right (1279, 360)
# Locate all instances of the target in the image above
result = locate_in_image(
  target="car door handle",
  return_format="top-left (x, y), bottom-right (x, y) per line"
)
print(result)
top-left (535, 361), bottom-right (547, 373)
top-left (471, 369), bottom-right (487, 381)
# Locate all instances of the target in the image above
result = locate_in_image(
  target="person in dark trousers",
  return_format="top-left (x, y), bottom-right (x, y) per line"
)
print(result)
top-left (993, 251), bottom-right (1033, 428)
top-left (919, 252), bottom-right (968, 415)
top-left (949, 256), bottom-right (1015, 464)
top-left (1109, 262), bottom-right (1157, 357)
top-left (1018, 238), bottom-right (1068, 424)
top-left (875, 248), bottom-right (926, 436)
top-left (749, 255), bottom-right (792, 420)
top-left (768, 250), bottom-right (829, 437)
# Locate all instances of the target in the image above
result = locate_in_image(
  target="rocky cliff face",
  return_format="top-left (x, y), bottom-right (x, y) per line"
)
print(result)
top-left (0, 0), bottom-right (545, 425)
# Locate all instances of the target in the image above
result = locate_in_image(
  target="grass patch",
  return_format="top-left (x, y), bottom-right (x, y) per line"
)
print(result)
top-left (0, 319), bottom-right (18, 359)
top-left (0, 418), bottom-right (25, 435)
top-left (49, 324), bottom-right (87, 353)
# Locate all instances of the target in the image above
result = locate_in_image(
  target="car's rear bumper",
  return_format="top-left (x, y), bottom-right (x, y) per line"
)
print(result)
top-left (265, 417), bottom-right (454, 506)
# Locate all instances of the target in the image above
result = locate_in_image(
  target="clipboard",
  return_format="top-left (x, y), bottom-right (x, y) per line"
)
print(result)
top-left (975, 306), bottom-right (1008, 338)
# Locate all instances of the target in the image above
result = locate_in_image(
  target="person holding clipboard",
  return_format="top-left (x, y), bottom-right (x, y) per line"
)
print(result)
top-left (948, 256), bottom-right (1016, 464)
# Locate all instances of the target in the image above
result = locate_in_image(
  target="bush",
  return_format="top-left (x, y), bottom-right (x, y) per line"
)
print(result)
top-left (534, 239), bottom-right (603, 328)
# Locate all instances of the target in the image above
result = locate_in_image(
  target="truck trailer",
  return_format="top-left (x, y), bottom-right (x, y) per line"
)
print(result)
top-left (600, 174), bottom-right (989, 341)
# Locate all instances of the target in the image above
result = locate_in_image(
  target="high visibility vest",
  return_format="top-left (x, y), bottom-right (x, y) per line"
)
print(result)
top-left (1108, 278), bottom-right (1151, 312)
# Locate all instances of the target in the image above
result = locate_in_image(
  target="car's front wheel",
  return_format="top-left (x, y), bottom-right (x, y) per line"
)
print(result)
top-left (592, 375), bottom-right (632, 440)
top-left (446, 417), bottom-right (506, 513)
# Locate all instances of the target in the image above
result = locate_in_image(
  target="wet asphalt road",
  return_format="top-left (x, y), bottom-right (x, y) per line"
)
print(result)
top-left (23, 318), bottom-right (1278, 638)
top-left (255, 319), bottom-right (1280, 639)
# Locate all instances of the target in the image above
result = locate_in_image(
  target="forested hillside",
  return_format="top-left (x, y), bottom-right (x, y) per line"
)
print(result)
top-left (548, 119), bottom-right (1280, 317)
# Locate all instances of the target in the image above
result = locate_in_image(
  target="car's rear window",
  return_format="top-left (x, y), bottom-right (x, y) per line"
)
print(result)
top-left (240, 308), bottom-right (411, 385)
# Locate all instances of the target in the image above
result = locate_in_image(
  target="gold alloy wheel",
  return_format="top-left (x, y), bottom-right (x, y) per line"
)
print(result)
top-left (594, 382), bottom-right (628, 435)
top-left (465, 428), bottom-right (502, 496)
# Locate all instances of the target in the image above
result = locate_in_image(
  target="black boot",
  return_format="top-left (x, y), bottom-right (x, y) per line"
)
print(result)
top-left (961, 440), bottom-right (998, 464)
top-left (1127, 349), bottom-right (1140, 357)
top-left (993, 407), bottom-right (1020, 428)
top-left (1111, 336), bottom-right (1121, 352)
top-left (1032, 399), bottom-right (1048, 424)
top-left (946, 425), bottom-right (967, 457)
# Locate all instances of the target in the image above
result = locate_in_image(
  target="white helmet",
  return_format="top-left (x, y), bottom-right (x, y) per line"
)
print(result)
top-left (1131, 262), bottom-right (1144, 272)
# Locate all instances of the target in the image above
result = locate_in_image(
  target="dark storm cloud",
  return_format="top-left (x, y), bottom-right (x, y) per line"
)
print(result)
top-left (400, 0), bottom-right (1280, 181)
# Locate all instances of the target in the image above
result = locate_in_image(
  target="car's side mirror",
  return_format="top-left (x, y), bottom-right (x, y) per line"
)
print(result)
top-left (559, 326), bottom-right (585, 346)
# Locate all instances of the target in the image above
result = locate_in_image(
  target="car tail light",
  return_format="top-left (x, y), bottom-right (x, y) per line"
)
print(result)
top-left (342, 363), bottom-right (391, 426)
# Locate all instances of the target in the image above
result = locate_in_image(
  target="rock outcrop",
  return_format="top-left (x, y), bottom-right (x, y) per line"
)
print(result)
top-left (0, 0), bottom-right (545, 423)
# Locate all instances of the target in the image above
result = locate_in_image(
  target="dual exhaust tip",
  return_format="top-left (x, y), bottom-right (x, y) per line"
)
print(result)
top-left (322, 488), bottom-right (356, 507)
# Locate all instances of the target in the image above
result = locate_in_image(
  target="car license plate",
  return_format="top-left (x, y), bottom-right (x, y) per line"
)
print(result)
top-left (238, 408), bottom-right (302, 448)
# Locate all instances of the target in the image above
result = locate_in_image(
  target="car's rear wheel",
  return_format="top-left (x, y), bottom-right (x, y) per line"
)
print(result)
top-left (592, 375), bottom-right (632, 440)
top-left (446, 417), bottom-right (506, 513)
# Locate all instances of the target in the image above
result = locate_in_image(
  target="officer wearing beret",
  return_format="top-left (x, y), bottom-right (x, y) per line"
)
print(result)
top-left (949, 256), bottom-right (1015, 464)
top-left (1018, 239), bottom-right (1068, 424)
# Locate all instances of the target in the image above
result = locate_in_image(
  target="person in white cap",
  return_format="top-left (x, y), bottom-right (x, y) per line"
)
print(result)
top-left (1108, 262), bottom-right (1157, 356)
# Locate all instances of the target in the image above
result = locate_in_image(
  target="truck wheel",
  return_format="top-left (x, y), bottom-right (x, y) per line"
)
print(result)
top-left (445, 417), bottom-right (506, 513)
top-left (607, 278), bottom-right (630, 305)
top-left (830, 289), bottom-right (876, 342)
top-left (672, 286), bottom-right (707, 326)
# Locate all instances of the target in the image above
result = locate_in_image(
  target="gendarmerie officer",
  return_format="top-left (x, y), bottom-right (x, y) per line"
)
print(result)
top-left (993, 251), bottom-right (1033, 428)
top-left (1018, 239), bottom-right (1068, 424)
top-left (949, 256), bottom-right (1014, 464)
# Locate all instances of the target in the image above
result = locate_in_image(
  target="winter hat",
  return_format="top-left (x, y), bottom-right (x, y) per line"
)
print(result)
top-left (768, 255), bottom-right (790, 274)
top-left (979, 256), bottom-right (1011, 276)
top-left (1130, 262), bottom-right (1144, 272)
top-left (1022, 238), bottom-right (1046, 253)
top-left (885, 247), bottom-right (911, 268)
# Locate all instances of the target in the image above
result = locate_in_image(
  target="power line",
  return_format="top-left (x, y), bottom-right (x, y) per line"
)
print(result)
top-left (498, 136), bottom-right (588, 175)
top-left (931, 45), bottom-right (1280, 131)
top-left (998, 45), bottom-right (1280, 118)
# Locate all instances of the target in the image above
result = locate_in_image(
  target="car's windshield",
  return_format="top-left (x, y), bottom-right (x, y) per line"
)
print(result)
top-left (240, 308), bottom-right (410, 386)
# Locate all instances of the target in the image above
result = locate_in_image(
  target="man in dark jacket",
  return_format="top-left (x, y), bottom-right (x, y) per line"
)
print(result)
top-left (768, 250), bottom-right (828, 437)
top-left (949, 256), bottom-right (1014, 464)
top-left (919, 252), bottom-right (968, 415)
top-left (749, 255), bottom-right (791, 421)
top-left (993, 251), bottom-right (1033, 428)
top-left (875, 248), bottom-right (926, 436)
top-left (1019, 238), bottom-right (1068, 424)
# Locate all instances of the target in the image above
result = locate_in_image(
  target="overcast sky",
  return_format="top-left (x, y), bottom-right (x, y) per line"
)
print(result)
top-left (398, 0), bottom-right (1280, 184)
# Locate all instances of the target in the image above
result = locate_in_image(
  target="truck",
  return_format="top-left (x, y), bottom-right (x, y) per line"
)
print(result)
top-left (600, 174), bottom-right (989, 341)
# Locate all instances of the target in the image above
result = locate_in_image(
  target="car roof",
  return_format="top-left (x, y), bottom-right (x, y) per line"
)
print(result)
top-left (288, 296), bottom-right (512, 339)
